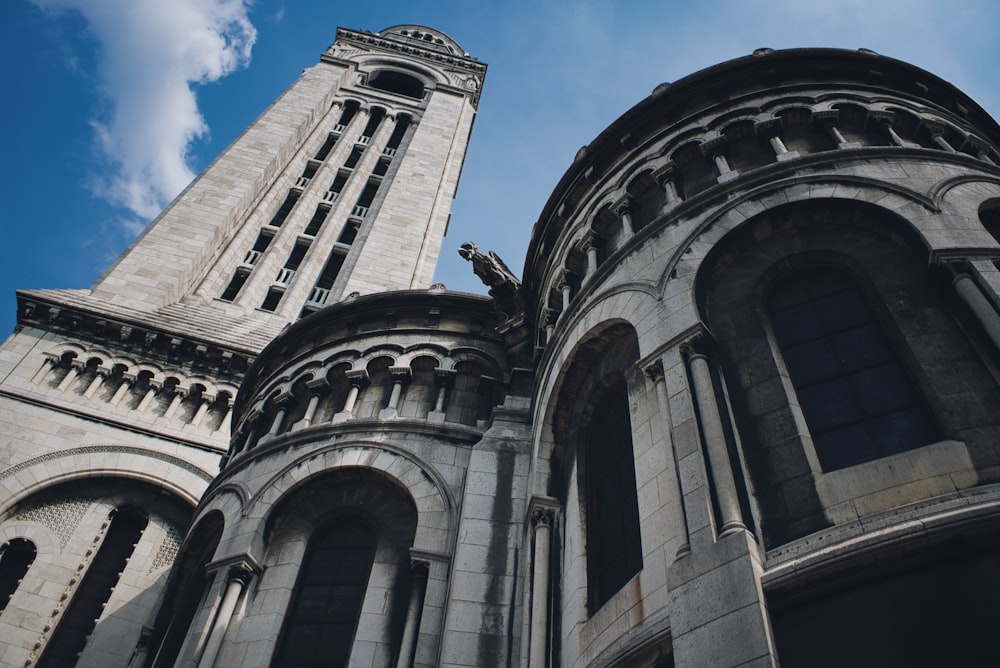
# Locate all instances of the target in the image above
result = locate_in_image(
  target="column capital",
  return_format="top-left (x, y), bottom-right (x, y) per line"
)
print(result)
top-left (434, 368), bottom-right (457, 385)
top-left (612, 193), bottom-right (634, 216)
top-left (579, 230), bottom-right (604, 252)
top-left (345, 369), bottom-right (370, 385)
top-left (699, 133), bottom-right (728, 156)
top-left (753, 116), bottom-right (783, 136)
top-left (389, 366), bottom-right (412, 380)
top-left (811, 108), bottom-right (839, 125)
top-left (866, 109), bottom-right (894, 126)
top-left (228, 562), bottom-right (255, 585)
top-left (652, 161), bottom-right (679, 183)
top-left (644, 360), bottom-right (665, 384)
top-left (531, 508), bottom-right (554, 527)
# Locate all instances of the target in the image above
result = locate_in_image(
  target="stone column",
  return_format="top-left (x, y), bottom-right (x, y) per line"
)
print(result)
top-left (428, 369), bottom-right (455, 422)
top-left (701, 134), bottom-right (737, 183)
top-left (582, 232), bottom-right (601, 278)
top-left (134, 380), bottom-right (161, 415)
top-left (82, 366), bottom-right (108, 399)
top-left (336, 370), bottom-right (368, 420)
top-left (653, 162), bottom-right (681, 207)
top-left (395, 560), bottom-right (430, 668)
top-left (380, 367), bottom-right (411, 418)
top-left (954, 270), bottom-right (1000, 351)
top-left (30, 354), bottom-right (57, 386)
top-left (56, 360), bottom-right (83, 393)
top-left (613, 195), bottom-right (634, 237)
top-left (529, 509), bottom-right (553, 668)
top-left (755, 117), bottom-right (798, 162)
top-left (267, 398), bottom-right (289, 437)
top-left (645, 362), bottom-right (690, 558)
top-left (297, 380), bottom-right (327, 429)
top-left (162, 387), bottom-right (187, 420)
top-left (543, 308), bottom-right (558, 344)
top-left (197, 564), bottom-right (253, 668)
top-left (687, 351), bottom-right (745, 536)
top-left (558, 271), bottom-right (573, 312)
top-left (109, 373), bottom-right (135, 406)
top-left (219, 399), bottom-right (234, 435)
top-left (190, 394), bottom-right (216, 428)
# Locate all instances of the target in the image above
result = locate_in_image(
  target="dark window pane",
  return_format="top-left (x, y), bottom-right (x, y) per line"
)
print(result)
top-left (273, 520), bottom-right (376, 668)
top-left (768, 267), bottom-right (939, 471)
top-left (586, 381), bottom-right (643, 612)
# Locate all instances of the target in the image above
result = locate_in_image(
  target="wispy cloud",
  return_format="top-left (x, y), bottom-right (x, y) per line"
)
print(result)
top-left (30, 0), bottom-right (257, 221)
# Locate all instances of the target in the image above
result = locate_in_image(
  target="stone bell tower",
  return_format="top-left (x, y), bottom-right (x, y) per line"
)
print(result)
top-left (0, 25), bottom-right (485, 667)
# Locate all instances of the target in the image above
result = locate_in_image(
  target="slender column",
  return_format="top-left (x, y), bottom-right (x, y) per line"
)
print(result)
top-left (219, 399), bottom-right (234, 435)
top-left (582, 233), bottom-right (601, 278)
top-left (197, 564), bottom-right (253, 668)
top-left (31, 355), bottom-right (58, 385)
top-left (109, 374), bottom-right (134, 406)
top-left (645, 362), bottom-right (690, 558)
top-left (932, 133), bottom-right (956, 152)
top-left (687, 352), bottom-right (745, 536)
top-left (267, 404), bottom-right (287, 436)
top-left (613, 195), bottom-right (634, 236)
top-left (543, 308), bottom-right (558, 344)
top-left (395, 560), bottom-right (430, 668)
top-left (339, 370), bottom-right (368, 418)
top-left (769, 134), bottom-right (789, 155)
top-left (429, 369), bottom-right (455, 422)
top-left (135, 381), bottom-right (161, 415)
top-left (190, 395), bottom-right (215, 428)
top-left (653, 162), bottom-right (680, 207)
top-left (300, 392), bottom-right (322, 427)
top-left (56, 361), bottom-right (82, 393)
top-left (529, 509), bottom-right (553, 668)
top-left (712, 152), bottom-right (733, 176)
top-left (702, 135), bottom-right (737, 183)
top-left (954, 272), bottom-right (1000, 351)
top-left (163, 388), bottom-right (187, 419)
top-left (83, 367), bottom-right (108, 398)
top-left (386, 367), bottom-right (411, 412)
top-left (558, 272), bottom-right (572, 312)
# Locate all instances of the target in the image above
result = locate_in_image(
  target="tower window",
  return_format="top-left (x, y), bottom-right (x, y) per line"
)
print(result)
top-left (260, 288), bottom-right (283, 312)
top-left (314, 134), bottom-right (338, 161)
top-left (768, 267), bottom-right (939, 470)
top-left (304, 205), bottom-right (330, 237)
top-left (269, 191), bottom-right (301, 228)
top-left (586, 380), bottom-right (642, 612)
top-left (220, 270), bottom-right (250, 302)
top-left (367, 70), bottom-right (425, 99)
top-left (272, 519), bottom-right (376, 668)
top-left (343, 148), bottom-right (364, 170)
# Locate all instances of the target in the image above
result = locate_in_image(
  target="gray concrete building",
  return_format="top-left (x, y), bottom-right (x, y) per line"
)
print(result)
top-left (2, 25), bottom-right (1000, 668)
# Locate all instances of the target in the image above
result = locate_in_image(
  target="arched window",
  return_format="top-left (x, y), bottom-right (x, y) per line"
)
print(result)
top-left (38, 507), bottom-right (148, 668)
top-left (272, 518), bottom-right (377, 668)
top-left (0, 538), bottom-right (36, 614)
top-left (768, 266), bottom-right (939, 470)
top-left (586, 379), bottom-right (642, 611)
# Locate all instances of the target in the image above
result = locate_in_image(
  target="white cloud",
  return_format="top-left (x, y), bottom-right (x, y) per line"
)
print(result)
top-left (31, 0), bottom-right (257, 221)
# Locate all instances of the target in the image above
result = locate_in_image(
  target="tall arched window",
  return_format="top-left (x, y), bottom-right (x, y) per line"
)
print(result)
top-left (272, 518), bottom-right (377, 668)
top-left (0, 538), bottom-right (36, 614)
top-left (38, 507), bottom-right (148, 668)
top-left (586, 380), bottom-right (642, 611)
top-left (768, 266), bottom-right (939, 470)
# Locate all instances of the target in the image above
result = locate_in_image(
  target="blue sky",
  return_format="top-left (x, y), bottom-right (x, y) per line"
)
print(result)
top-left (2, 0), bottom-right (999, 337)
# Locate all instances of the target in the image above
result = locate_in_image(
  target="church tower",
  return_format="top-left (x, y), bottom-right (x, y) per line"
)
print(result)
top-left (0, 25), bottom-right (486, 667)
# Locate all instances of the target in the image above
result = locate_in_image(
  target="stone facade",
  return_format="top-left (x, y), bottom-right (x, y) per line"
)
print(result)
top-left (3, 29), bottom-right (1000, 668)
